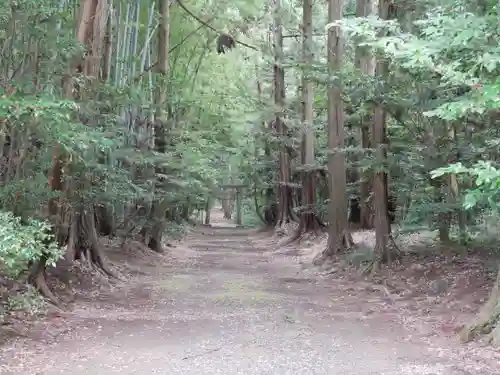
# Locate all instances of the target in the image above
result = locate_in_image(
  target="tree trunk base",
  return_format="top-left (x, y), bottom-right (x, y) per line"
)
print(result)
top-left (63, 206), bottom-right (120, 282)
top-left (147, 224), bottom-right (165, 253)
top-left (28, 203), bottom-right (120, 306)
top-left (489, 323), bottom-right (500, 345)
top-left (263, 203), bottom-right (278, 227)
top-left (257, 203), bottom-right (279, 232)
top-left (460, 304), bottom-right (500, 345)
top-left (284, 213), bottom-right (325, 246)
top-left (460, 268), bottom-right (500, 345)
top-left (363, 236), bottom-right (401, 276)
top-left (362, 259), bottom-right (380, 277)
top-left (313, 230), bottom-right (354, 266)
top-left (139, 203), bottom-right (166, 254)
top-left (28, 255), bottom-right (63, 308)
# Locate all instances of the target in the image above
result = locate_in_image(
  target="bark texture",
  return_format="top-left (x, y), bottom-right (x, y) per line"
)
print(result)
top-left (145, 0), bottom-right (170, 252)
top-left (364, 0), bottom-right (399, 275)
top-left (355, 0), bottom-right (375, 229)
top-left (292, 0), bottom-right (324, 241)
top-left (273, 0), bottom-right (295, 226)
top-left (31, 0), bottom-right (114, 303)
top-left (314, 0), bottom-right (353, 266)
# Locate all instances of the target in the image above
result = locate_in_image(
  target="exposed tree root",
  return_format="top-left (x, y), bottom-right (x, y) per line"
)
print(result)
top-left (75, 207), bottom-right (120, 279)
top-left (283, 213), bottom-right (325, 246)
top-left (459, 267), bottom-right (500, 345)
top-left (138, 203), bottom-right (166, 254)
top-left (28, 215), bottom-right (68, 308)
top-left (281, 219), bottom-right (305, 245)
top-left (334, 230), bottom-right (355, 250)
top-left (489, 322), bottom-right (500, 346)
top-left (146, 222), bottom-right (165, 254)
top-left (28, 254), bottom-right (63, 309)
top-left (313, 230), bottom-right (354, 266)
top-left (279, 232), bottom-right (303, 247)
top-left (362, 235), bottom-right (401, 277)
top-left (31, 205), bottom-right (124, 306)
top-left (362, 258), bottom-right (380, 277)
top-left (257, 225), bottom-right (275, 234)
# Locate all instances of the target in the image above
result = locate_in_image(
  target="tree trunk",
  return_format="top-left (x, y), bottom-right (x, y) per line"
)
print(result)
top-left (66, 203), bottom-right (115, 277)
top-left (255, 78), bottom-right (277, 229)
top-left (273, 0), bottom-right (295, 226)
top-left (314, 0), bottom-right (353, 265)
top-left (95, 8), bottom-right (114, 239)
top-left (221, 196), bottom-right (234, 219)
top-left (30, 0), bottom-right (113, 302)
top-left (72, 0), bottom-right (112, 265)
top-left (437, 191), bottom-right (452, 244)
top-left (448, 123), bottom-right (467, 244)
top-left (145, 0), bottom-right (170, 252)
top-left (95, 203), bottom-right (114, 236)
top-left (365, 0), bottom-right (399, 275)
top-left (235, 187), bottom-right (243, 226)
top-left (460, 266), bottom-right (500, 345)
top-left (221, 183), bottom-right (235, 219)
top-left (291, 0), bottom-right (324, 241)
top-left (204, 196), bottom-right (212, 225)
top-left (355, 0), bottom-right (375, 229)
top-left (425, 115), bottom-right (451, 245)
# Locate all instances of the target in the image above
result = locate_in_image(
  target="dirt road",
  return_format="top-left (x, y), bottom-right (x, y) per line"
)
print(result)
top-left (0, 226), bottom-right (496, 374)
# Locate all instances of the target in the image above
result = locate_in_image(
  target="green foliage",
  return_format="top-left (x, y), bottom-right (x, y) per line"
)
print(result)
top-left (432, 161), bottom-right (500, 211)
top-left (341, 2), bottom-right (500, 120)
top-left (241, 198), bottom-right (261, 228)
top-left (319, 0), bottom-right (498, 233)
top-left (0, 212), bottom-right (63, 277)
top-left (0, 0), bottom-right (261, 242)
top-left (1, 0), bottom-right (496, 277)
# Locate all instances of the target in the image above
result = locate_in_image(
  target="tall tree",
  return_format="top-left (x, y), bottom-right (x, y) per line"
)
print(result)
top-left (315, 0), bottom-right (353, 265)
top-left (31, 0), bottom-right (113, 305)
top-left (355, 0), bottom-right (375, 229)
top-left (365, 0), bottom-right (399, 274)
top-left (291, 0), bottom-right (324, 241)
top-left (65, 0), bottom-right (112, 271)
top-left (146, 0), bottom-right (170, 252)
top-left (273, 0), bottom-right (296, 226)
top-left (256, 73), bottom-right (278, 228)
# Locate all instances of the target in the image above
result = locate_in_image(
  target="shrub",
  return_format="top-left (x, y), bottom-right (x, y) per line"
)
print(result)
top-left (0, 212), bottom-right (63, 278)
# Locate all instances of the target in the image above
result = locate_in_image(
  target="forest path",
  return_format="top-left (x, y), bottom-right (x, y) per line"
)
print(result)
top-left (0, 222), bottom-right (492, 374)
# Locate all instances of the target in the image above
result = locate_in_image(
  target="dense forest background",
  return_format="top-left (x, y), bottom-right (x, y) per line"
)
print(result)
top-left (0, 0), bottom-right (499, 346)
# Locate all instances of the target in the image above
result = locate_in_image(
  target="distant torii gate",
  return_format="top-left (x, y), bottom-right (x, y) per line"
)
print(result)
top-left (217, 183), bottom-right (245, 227)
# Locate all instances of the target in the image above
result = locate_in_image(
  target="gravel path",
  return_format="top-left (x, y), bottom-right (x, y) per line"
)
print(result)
top-left (0, 226), bottom-right (492, 374)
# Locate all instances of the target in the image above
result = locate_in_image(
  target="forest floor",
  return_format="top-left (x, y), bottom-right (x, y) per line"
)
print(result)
top-left (1, 214), bottom-right (500, 374)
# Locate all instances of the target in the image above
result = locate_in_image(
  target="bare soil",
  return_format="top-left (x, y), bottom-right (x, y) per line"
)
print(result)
top-left (1, 220), bottom-right (499, 374)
